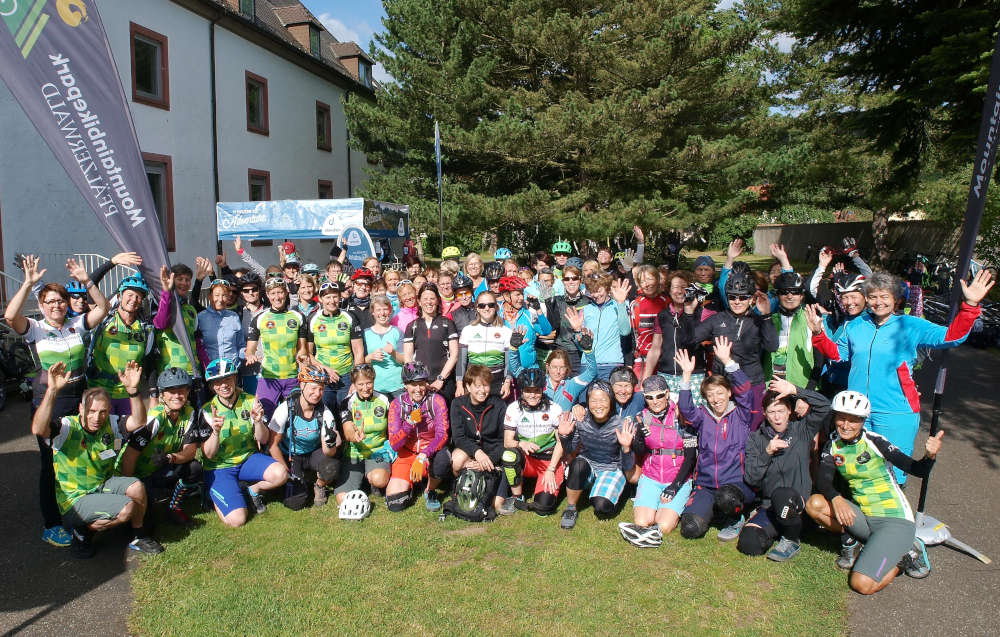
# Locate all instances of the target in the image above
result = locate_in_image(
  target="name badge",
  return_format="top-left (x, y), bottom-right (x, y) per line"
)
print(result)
top-left (98, 449), bottom-right (117, 460)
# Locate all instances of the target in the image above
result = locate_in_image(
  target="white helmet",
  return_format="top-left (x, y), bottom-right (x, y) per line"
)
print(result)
top-left (338, 490), bottom-right (371, 520)
top-left (831, 390), bottom-right (871, 418)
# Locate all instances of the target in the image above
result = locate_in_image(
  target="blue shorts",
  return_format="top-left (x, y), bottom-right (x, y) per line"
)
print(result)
top-left (634, 474), bottom-right (692, 516)
top-left (205, 453), bottom-right (278, 517)
top-left (587, 467), bottom-right (627, 504)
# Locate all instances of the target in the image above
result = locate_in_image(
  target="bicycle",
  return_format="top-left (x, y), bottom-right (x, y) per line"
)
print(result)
top-left (0, 324), bottom-right (38, 410)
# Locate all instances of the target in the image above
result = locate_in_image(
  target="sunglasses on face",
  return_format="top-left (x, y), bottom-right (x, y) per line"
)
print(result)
top-left (455, 290), bottom-right (472, 299)
top-left (562, 276), bottom-right (580, 281)
top-left (477, 302), bottom-right (497, 309)
top-left (241, 287), bottom-right (259, 294)
top-left (644, 392), bottom-right (668, 401)
top-left (730, 294), bottom-right (752, 301)
top-left (778, 290), bottom-right (803, 296)
top-left (69, 293), bottom-right (87, 300)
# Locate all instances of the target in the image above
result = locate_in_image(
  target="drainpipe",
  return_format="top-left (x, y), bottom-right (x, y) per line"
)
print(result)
top-left (210, 17), bottom-right (222, 254)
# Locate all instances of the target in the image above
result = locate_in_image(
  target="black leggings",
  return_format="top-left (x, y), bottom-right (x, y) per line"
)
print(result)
top-left (566, 456), bottom-right (617, 519)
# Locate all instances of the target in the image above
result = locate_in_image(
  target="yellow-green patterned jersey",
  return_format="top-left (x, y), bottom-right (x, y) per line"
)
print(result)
top-left (50, 415), bottom-right (125, 513)
top-left (200, 392), bottom-right (259, 470)
top-left (826, 431), bottom-right (912, 520)
top-left (155, 302), bottom-right (199, 375)
top-left (119, 404), bottom-right (203, 479)
top-left (306, 310), bottom-right (361, 376)
top-left (88, 312), bottom-right (153, 399)
top-left (247, 309), bottom-right (305, 379)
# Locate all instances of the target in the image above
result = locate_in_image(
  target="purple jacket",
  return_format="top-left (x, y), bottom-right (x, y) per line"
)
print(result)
top-left (678, 361), bottom-right (753, 489)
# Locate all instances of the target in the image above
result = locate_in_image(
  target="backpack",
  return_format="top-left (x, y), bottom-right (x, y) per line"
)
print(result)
top-left (442, 469), bottom-right (498, 523)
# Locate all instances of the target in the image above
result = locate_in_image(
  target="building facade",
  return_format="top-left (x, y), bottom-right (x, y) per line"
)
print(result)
top-left (0, 0), bottom-right (376, 294)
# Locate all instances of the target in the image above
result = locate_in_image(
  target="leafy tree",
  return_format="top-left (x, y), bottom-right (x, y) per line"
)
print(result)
top-left (345, 0), bottom-right (780, 252)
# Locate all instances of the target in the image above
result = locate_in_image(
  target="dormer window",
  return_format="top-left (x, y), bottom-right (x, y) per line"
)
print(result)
top-left (358, 61), bottom-right (371, 88)
top-left (239, 0), bottom-right (254, 17)
top-left (309, 25), bottom-right (320, 56)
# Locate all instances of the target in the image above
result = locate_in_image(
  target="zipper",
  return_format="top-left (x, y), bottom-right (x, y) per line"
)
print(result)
top-left (866, 320), bottom-right (882, 396)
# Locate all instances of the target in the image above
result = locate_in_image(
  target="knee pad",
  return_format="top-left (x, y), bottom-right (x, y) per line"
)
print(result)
top-left (714, 484), bottom-right (746, 518)
top-left (736, 526), bottom-right (771, 556)
top-left (591, 496), bottom-right (616, 519)
top-left (770, 487), bottom-right (803, 521)
top-left (430, 449), bottom-right (452, 480)
top-left (680, 514), bottom-right (709, 539)
top-left (566, 456), bottom-right (591, 491)
top-left (385, 490), bottom-right (411, 512)
top-left (501, 448), bottom-right (524, 487)
top-left (532, 492), bottom-right (556, 515)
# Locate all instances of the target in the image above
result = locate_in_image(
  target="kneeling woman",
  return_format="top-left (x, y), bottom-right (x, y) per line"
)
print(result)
top-left (619, 375), bottom-right (696, 548)
top-left (738, 376), bottom-right (830, 561)
top-left (450, 364), bottom-right (508, 512)
top-left (675, 336), bottom-right (756, 542)
top-left (806, 391), bottom-right (940, 595)
top-left (334, 364), bottom-right (394, 505)
top-left (267, 366), bottom-right (342, 508)
top-left (500, 368), bottom-right (565, 516)
top-left (201, 358), bottom-right (289, 528)
top-left (556, 380), bottom-right (645, 530)
top-left (386, 362), bottom-right (451, 512)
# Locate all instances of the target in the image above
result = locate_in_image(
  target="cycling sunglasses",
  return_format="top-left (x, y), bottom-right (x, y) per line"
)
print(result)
top-left (455, 290), bottom-right (473, 299)
top-left (210, 278), bottom-right (234, 289)
top-left (643, 392), bottom-right (668, 401)
top-left (730, 294), bottom-right (752, 301)
top-left (477, 302), bottom-right (497, 309)
top-left (353, 363), bottom-right (374, 373)
top-left (265, 272), bottom-right (284, 278)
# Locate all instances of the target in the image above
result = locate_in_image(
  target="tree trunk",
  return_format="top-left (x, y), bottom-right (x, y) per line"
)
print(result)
top-left (871, 207), bottom-right (890, 267)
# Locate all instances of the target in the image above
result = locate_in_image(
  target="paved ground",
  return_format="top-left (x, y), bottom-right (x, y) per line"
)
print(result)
top-left (0, 346), bottom-right (996, 636)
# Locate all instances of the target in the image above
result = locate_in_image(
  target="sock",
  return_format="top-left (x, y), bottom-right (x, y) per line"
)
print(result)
top-left (566, 504), bottom-right (577, 511)
top-left (169, 480), bottom-right (191, 511)
top-left (841, 532), bottom-right (856, 546)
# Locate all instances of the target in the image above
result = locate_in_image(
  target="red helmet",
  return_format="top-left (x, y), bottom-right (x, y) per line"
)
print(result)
top-left (498, 275), bottom-right (527, 293)
top-left (350, 267), bottom-right (374, 282)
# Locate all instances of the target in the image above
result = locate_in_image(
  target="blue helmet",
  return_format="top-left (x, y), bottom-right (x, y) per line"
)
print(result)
top-left (65, 280), bottom-right (87, 295)
top-left (494, 248), bottom-right (512, 261)
top-left (205, 357), bottom-right (240, 381)
top-left (118, 274), bottom-right (149, 297)
top-left (565, 257), bottom-right (584, 270)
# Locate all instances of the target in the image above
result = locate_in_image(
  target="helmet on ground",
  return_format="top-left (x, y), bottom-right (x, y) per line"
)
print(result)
top-left (302, 263), bottom-right (321, 276)
top-left (65, 280), bottom-right (87, 295)
top-left (494, 248), bottom-right (512, 261)
top-left (833, 272), bottom-right (866, 294)
top-left (205, 357), bottom-right (240, 381)
top-left (484, 262), bottom-right (504, 281)
top-left (774, 272), bottom-right (805, 293)
top-left (724, 273), bottom-right (756, 297)
top-left (351, 268), bottom-right (375, 282)
top-left (338, 490), bottom-right (371, 520)
top-left (118, 274), bottom-right (149, 297)
top-left (831, 390), bottom-right (871, 419)
top-left (401, 361), bottom-right (430, 384)
top-left (499, 276), bottom-right (527, 293)
top-left (452, 273), bottom-right (473, 290)
top-left (552, 241), bottom-right (572, 255)
top-left (518, 368), bottom-right (546, 389)
top-left (157, 367), bottom-right (193, 390)
top-left (441, 246), bottom-right (461, 260)
top-left (297, 365), bottom-right (330, 385)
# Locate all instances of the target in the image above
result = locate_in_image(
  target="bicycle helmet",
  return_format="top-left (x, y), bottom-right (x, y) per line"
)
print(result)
top-left (157, 367), bottom-right (193, 390)
top-left (240, 271), bottom-right (262, 289)
top-left (452, 273), bottom-right (473, 290)
top-left (338, 490), bottom-right (371, 520)
top-left (518, 368), bottom-right (546, 389)
top-left (284, 254), bottom-right (301, 266)
top-left (484, 262), bottom-right (504, 281)
top-left (441, 246), bottom-right (461, 260)
top-left (566, 257), bottom-right (584, 270)
top-left (498, 276), bottom-right (527, 293)
top-left (297, 365), bottom-right (330, 385)
top-left (724, 272), bottom-right (756, 296)
top-left (65, 280), bottom-right (87, 295)
top-left (774, 272), bottom-right (805, 293)
top-left (831, 390), bottom-right (871, 418)
top-left (204, 357), bottom-right (240, 381)
top-left (494, 248), bottom-right (512, 261)
top-left (302, 263), bottom-right (321, 276)
top-left (401, 361), bottom-right (430, 384)
top-left (833, 272), bottom-right (866, 294)
top-left (118, 274), bottom-right (149, 297)
top-left (351, 267), bottom-right (375, 282)
top-left (552, 241), bottom-right (572, 255)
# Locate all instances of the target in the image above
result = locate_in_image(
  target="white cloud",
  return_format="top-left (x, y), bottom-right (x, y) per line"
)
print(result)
top-left (773, 33), bottom-right (795, 53)
top-left (317, 13), bottom-right (361, 44)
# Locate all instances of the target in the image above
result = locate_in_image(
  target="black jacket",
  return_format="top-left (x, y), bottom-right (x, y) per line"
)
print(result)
top-left (450, 395), bottom-right (506, 464)
top-left (681, 309), bottom-right (778, 384)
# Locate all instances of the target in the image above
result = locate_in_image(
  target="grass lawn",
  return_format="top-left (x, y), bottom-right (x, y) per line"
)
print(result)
top-left (130, 494), bottom-right (846, 637)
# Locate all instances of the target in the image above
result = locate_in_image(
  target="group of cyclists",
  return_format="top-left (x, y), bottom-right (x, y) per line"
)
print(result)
top-left (9, 227), bottom-right (993, 596)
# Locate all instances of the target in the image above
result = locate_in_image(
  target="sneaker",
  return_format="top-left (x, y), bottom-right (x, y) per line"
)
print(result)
top-left (560, 507), bottom-right (578, 530)
top-left (70, 528), bottom-right (95, 559)
top-left (498, 497), bottom-right (517, 516)
top-left (837, 539), bottom-right (860, 571)
top-left (618, 522), bottom-right (663, 548)
top-left (717, 515), bottom-right (745, 542)
top-left (424, 490), bottom-right (441, 512)
top-left (766, 537), bottom-right (801, 562)
top-left (313, 484), bottom-right (328, 507)
top-left (900, 539), bottom-right (931, 579)
top-left (128, 536), bottom-right (165, 555)
top-left (167, 508), bottom-right (194, 528)
top-left (42, 526), bottom-right (72, 547)
top-left (513, 495), bottom-right (531, 511)
top-left (247, 488), bottom-right (267, 514)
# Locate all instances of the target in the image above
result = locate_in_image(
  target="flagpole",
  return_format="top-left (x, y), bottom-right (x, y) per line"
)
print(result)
top-left (435, 120), bottom-right (444, 250)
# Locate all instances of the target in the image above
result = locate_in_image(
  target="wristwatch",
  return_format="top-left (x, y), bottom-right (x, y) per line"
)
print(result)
top-left (436, 374), bottom-right (445, 381)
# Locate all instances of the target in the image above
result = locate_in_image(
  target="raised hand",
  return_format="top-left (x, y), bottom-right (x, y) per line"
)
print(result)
top-left (65, 258), bottom-right (90, 284)
top-left (616, 418), bottom-right (636, 450)
top-left (961, 270), bottom-right (994, 306)
top-left (713, 335), bottom-right (733, 365)
top-left (565, 305), bottom-right (585, 332)
top-left (159, 265), bottom-right (174, 292)
top-left (633, 225), bottom-right (644, 243)
top-left (47, 361), bottom-right (70, 392)
top-left (769, 243), bottom-right (791, 268)
top-left (250, 400), bottom-right (265, 424)
top-left (194, 256), bottom-right (214, 280)
top-left (753, 291), bottom-right (771, 316)
top-left (726, 238), bottom-right (744, 264)
top-left (557, 412), bottom-right (576, 436)
top-left (234, 236), bottom-right (243, 253)
top-left (118, 360), bottom-right (142, 394)
top-left (23, 255), bottom-right (46, 286)
top-left (570, 404), bottom-right (586, 423)
top-left (804, 304), bottom-right (826, 335)
top-left (767, 375), bottom-right (798, 400)
top-left (216, 253), bottom-right (228, 268)
top-left (576, 326), bottom-right (594, 350)
top-left (509, 325), bottom-right (528, 348)
top-left (111, 251), bottom-right (143, 267)
top-left (818, 247), bottom-right (833, 269)
top-left (673, 349), bottom-right (696, 376)
top-left (620, 248), bottom-right (635, 270)
top-left (610, 278), bottom-right (632, 304)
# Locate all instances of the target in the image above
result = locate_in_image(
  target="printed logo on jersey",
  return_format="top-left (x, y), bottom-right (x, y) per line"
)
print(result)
top-left (266, 320), bottom-right (276, 329)
top-left (69, 327), bottom-right (77, 333)
top-left (287, 319), bottom-right (298, 329)
top-left (374, 406), bottom-right (386, 418)
top-left (338, 322), bottom-right (348, 331)
top-left (542, 413), bottom-right (549, 421)
top-left (108, 326), bottom-right (118, 335)
top-left (354, 410), bottom-right (362, 420)
top-left (833, 454), bottom-right (845, 466)
top-left (856, 451), bottom-right (871, 465)
top-left (241, 410), bottom-right (250, 420)
top-left (493, 332), bottom-right (501, 338)
top-left (47, 331), bottom-right (58, 339)
top-left (317, 324), bottom-right (327, 332)
top-left (101, 433), bottom-right (113, 447)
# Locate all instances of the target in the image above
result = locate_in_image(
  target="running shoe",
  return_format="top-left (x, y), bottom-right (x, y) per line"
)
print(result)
top-left (766, 537), bottom-right (801, 562)
top-left (424, 489), bottom-right (441, 512)
top-left (313, 483), bottom-right (328, 507)
top-left (837, 539), bottom-right (860, 571)
top-left (498, 497), bottom-right (517, 516)
top-left (42, 525), bottom-right (72, 547)
top-left (128, 537), bottom-right (165, 555)
top-left (513, 495), bottom-right (531, 511)
top-left (900, 539), bottom-right (931, 579)
top-left (247, 488), bottom-right (267, 514)
top-left (70, 528), bottom-right (95, 559)
top-left (618, 522), bottom-right (663, 548)
top-left (717, 515), bottom-right (745, 542)
top-left (560, 506), bottom-right (578, 530)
